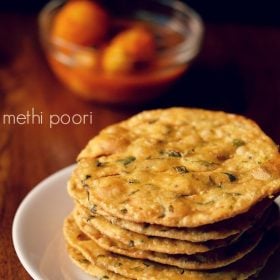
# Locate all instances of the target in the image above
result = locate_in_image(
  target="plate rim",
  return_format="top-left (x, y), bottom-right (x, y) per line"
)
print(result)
top-left (12, 164), bottom-right (75, 280)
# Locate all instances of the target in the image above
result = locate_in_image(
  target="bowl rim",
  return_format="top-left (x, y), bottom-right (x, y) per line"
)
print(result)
top-left (38, 0), bottom-right (204, 66)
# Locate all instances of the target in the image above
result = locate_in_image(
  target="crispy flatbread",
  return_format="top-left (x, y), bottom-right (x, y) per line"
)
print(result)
top-left (93, 199), bottom-right (271, 242)
top-left (67, 245), bottom-right (130, 279)
top-left (63, 215), bottom-right (280, 280)
top-left (69, 108), bottom-right (280, 227)
top-left (74, 205), bottom-right (242, 255)
top-left (72, 204), bottom-right (278, 270)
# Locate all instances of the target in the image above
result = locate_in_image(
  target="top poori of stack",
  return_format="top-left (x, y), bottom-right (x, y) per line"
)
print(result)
top-left (69, 107), bottom-right (280, 228)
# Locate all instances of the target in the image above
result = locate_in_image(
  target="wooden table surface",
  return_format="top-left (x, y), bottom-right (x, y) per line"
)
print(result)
top-left (1, 12), bottom-right (280, 279)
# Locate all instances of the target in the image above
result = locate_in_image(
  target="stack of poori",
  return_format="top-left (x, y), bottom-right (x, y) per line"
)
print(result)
top-left (64, 108), bottom-right (280, 280)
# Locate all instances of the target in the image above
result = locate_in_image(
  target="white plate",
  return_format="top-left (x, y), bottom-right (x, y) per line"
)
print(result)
top-left (12, 165), bottom-right (96, 280)
top-left (12, 165), bottom-right (280, 280)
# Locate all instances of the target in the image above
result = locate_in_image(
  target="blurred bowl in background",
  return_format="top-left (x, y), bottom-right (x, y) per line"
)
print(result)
top-left (39, 0), bottom-right (203, 105)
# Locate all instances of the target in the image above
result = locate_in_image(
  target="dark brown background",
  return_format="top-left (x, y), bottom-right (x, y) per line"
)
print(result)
top-left (1, 1), bottom-right (280, 279)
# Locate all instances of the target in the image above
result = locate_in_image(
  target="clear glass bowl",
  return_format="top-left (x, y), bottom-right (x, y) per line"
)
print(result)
top-left (39, 0), bottom-right (203, 104)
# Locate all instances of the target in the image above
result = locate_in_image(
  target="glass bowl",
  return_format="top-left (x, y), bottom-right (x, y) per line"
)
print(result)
top-left (39, 0), bottom-right (203, 105)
